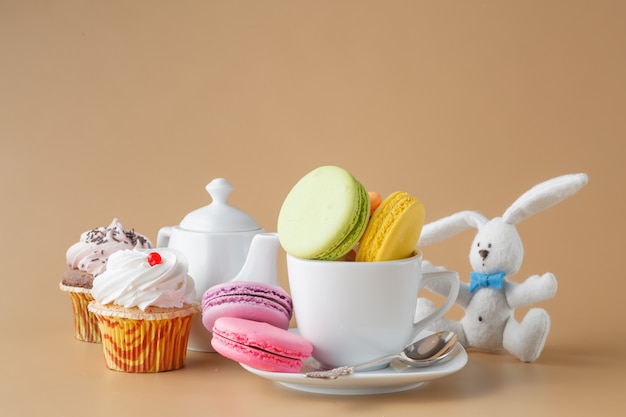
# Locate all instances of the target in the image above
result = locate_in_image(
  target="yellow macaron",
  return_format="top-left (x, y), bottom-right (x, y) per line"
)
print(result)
top-left (355, 191), bottom-right (425, 262)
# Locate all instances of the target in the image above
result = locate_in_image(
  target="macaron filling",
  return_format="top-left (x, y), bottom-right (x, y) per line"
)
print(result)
top-left (211, 318), bottom-right (313, 373)
top-left (202, 282), bottom-right (293, 313)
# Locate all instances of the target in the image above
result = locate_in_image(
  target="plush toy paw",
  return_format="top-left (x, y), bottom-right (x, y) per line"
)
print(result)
top-left (503, 308), bottom-right (551, 362)
top-left (421, 260), bottom-right (446, 273)
top-left (415, 298), bottom-right (437, 320)
top-left (508, 273), bottom-right (558, 308)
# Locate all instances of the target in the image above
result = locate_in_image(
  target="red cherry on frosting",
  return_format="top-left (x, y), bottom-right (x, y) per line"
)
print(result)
top-left (147, 252), bottom-right (162, 266)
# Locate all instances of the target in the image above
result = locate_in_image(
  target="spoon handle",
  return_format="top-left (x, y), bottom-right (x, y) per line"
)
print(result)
top-left (305, 354), bottom-right (397, 379)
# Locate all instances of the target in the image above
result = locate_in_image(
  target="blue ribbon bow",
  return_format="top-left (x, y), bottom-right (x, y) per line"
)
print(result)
top-left (469, 271), bottom-right (506, 293)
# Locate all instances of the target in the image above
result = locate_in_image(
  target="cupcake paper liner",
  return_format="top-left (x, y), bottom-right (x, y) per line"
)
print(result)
top-left (88, 302), bottom-right (200, 373)
top-left (59, 282), bottom-right (101, 343)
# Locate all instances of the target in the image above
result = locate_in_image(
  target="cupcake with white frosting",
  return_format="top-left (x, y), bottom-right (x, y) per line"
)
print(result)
top-left (60, 218), bottom-right (152, 342)
top-left (88, 247), bottom-right (200, 372)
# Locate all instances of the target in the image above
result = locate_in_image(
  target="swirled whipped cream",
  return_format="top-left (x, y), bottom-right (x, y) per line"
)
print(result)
top-left (66, 218), bottom-right (152, 276)
top-left (91, 248), bottom-right (196, 310)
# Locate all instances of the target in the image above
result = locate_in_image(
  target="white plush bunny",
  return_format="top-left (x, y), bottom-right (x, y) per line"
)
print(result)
top-left (415, 173), bottom-right (588, 362)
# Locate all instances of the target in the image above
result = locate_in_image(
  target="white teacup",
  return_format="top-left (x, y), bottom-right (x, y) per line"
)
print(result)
top-left (287, 251), bottom-right (459, 368)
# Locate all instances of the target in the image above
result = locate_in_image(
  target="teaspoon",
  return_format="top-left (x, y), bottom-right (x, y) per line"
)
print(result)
top-left (305, 331), bottom-right (458, 379)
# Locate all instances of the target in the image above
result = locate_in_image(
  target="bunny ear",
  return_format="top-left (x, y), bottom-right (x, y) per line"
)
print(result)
top-left (502, 173), bottom-right (588, 225)
top-left (418, 211), bottom-right (488, 246)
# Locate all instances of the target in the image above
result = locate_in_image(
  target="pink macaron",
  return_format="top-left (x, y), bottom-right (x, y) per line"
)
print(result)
top-left (201, 281), bottom-right (293, 332)
top-left (211, 317), bottom-right (313, 373)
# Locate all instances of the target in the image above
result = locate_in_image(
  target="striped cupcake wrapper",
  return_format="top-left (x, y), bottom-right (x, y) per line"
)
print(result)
top-left (59, 283), bottom-right (101, 343)
top-left (89, 302), bottom-right (199, 373)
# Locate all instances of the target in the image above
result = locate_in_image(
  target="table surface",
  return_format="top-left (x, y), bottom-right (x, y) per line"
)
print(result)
top-left (2, 1), bottom-right (626, 416)
top-left (4, 318), bottom-right (625, 416)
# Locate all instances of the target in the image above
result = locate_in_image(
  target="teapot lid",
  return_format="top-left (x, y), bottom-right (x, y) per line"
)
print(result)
top-left (179, 178), bottom-right (262, 232)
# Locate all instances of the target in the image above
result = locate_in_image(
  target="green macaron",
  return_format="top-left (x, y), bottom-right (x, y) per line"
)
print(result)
top-left (277, 166), bottom-right (370, 261)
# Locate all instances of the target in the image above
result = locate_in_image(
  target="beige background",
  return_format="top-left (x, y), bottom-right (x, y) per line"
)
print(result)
top-left (1, 1), bottom-right (625, 415)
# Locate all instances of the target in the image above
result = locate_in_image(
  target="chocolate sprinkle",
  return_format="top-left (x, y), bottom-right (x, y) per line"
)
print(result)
top-left (84, 222), bottom-right (150, 247)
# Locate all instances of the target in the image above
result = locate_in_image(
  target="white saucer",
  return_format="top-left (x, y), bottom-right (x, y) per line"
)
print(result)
top-left (239, 339), bottom-right (467, 395)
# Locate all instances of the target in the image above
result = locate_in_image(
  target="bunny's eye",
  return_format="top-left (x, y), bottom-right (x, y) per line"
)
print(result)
top-left (488, 243), bottom-right (492, 248)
